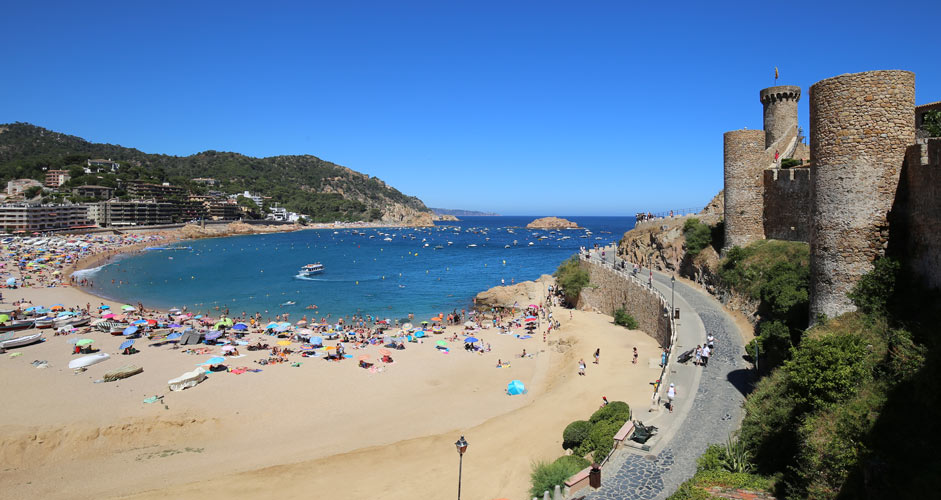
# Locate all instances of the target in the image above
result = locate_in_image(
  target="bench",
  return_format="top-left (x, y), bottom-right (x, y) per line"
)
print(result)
top-left (613, 420), bottom-right (635, 446)
top-left (565, 466), bottom-right (593, 493)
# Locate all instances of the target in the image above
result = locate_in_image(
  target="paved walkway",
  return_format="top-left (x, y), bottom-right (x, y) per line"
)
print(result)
top-left (580, 253), bottom-right (749, 500)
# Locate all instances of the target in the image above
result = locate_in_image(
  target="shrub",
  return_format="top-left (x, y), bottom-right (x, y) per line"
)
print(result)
top-left (697, 444), bottom-right (728, 472)
top-left (683, 218), bottom-right (712, 257)
top-left (785, 333), bottom-right (872, 412)
top-left (553, 454), bottom-right (591, 472)
top-left (781, 158), bottom-right (802, 168)
top-left (587, 419), bottom-right (623, 461)
top-left (720, 432), bottom-right (752, 473)
top-left (529, 457), bottom-right (586, 497)
top-left (848, 257), bottom-right (899, 317)
top-left (554, 255), bottom-right (590, 306)
top-left (613, 308), bottom-right (638, 329)
top-left (589, 401), bottom-right (631, 425)
top-left (920, 109), bottom-right (941, 136)
top-left (562, 420), bottom-right (591, 451)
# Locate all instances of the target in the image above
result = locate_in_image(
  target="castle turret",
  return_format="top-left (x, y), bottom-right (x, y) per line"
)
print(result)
top-left (760, 85), bottom-right (801, 148)
top-left (809, 70), bottom-right (915, 320)
top-left (723, 129), bottom-right (767, 250)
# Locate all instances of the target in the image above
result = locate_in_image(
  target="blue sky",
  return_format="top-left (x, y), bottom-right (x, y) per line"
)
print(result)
top-left (2, 1), bottom-right (939, 215)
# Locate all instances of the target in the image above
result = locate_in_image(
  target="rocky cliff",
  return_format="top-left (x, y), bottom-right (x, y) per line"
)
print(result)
top-left (475, 275), bottom-right (554, 309)
top-left (526, 217), bottom-right (579, 229)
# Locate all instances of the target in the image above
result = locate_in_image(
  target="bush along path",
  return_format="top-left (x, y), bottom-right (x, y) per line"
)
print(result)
top-left (582, 269), bottom-right (749, 500)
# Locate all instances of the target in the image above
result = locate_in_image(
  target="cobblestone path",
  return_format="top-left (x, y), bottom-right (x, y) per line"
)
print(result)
top-left (583, 273), bottom-right (749, 500)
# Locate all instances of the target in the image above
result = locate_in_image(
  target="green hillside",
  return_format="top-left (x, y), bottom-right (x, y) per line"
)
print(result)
top-left (0, 122), bottom-right (430, 222)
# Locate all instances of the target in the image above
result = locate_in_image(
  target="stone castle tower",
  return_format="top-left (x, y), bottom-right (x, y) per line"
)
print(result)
top-left (808, 70), bottom-right (915, 319)
top-left (722, 70), bottom-right (937, 322)
top-left (723, 86), bottom-right (802, 251)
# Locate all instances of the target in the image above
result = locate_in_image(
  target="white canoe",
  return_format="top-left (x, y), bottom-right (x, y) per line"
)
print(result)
top-left (68, 352), bottom-right (110, 369)
top-left (0, 332), bottom-right (44, 349)
top-left (168, 368), bottom-right (206, 392)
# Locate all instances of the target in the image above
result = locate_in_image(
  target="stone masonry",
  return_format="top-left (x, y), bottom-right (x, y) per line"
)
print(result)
top-left (895, 139), bottom-right (941, 290)
top-left (809, 70), bottom-right (915, 319)
top-left (763, 167), bottom-right (811, 242)
top-left (761, 85), bottom-right (801, 148)
top-left (577, 261), bottom-right (672, 348)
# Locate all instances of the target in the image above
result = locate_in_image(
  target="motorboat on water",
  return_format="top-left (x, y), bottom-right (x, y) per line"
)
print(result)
top-left (281, 301), bottom-right (296, 306)
top-left (298, 263), bottom-right (324, 277)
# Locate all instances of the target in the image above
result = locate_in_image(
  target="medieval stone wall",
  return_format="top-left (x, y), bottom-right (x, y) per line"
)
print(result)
top-left (809, 70), bottom-right (916, 319)
top-left (577, 261), bottom-right (672, 348)
top-left (763, 167), bottom-right (811, 242)
top-left (896, 139), bottom-right (941, 289)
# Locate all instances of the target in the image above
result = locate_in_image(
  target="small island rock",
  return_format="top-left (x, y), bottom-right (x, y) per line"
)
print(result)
top-left (526, 217), bottom-right (579, 230)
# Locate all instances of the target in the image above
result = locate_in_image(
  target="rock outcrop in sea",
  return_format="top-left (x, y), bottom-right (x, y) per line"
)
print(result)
top-left (526, 217), bottom-right (579, 229)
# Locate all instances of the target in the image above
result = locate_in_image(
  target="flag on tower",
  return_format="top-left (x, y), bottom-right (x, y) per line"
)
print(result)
top-left (775, 67), bottom-right (779, 80)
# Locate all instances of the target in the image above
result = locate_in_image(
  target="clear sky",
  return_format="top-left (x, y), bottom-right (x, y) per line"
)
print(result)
top-left (2, 1), bottom-right (939, 216)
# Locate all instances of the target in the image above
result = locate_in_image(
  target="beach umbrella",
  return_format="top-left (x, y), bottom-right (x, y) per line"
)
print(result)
top-left (168, 308), bottom-right (181, 314)
top-left (119, 339), bottom-right (135, 350)
top-left (166, 332), bottom-right (182, 340)
top-left (132, 319), bottom-right (148, 325)
top-left (113, 314), bottom-right (126, 322)
top-left (121, 305), bottom-right (136, 311)
top-left (378, 348), bottom-right (391, 356)
top-left (421, 321), bottom-right (429, 325)
top-left (200, 356), bottom-right (225, 366)
top-left (464, 337), bottom-right (479, 343)
top-left (507, 380), bottom-right (527, 396)
top-left (205, 331), bottom-right (222, 341)
top-left (221, 345), bottom-right (236, 352)
top-left (217, 318), bottom-right (234, 327)
top-left (435, 340), bottom-right (447, 347)
top-left (146, 319), bottom-right (157, 325)
top-left (265, 322), bottom-right (279, 330)
top-left (277, 340), bottom-right (292, 346)
top-left (296, 320), bottom-right (307, 326)
top-left (275, 323), bottom-right (291, 333)
top-left (357, 354), bottom-right (370, 362)
top-left (102, 313), bottom-right (116, 319)
top-left (24, 306), bottom-right (39, 312)
top-left (232, 323), bottom-right (247, 331)
top-left (57, 311), bottom-right (75, 317)
top-left (51, 304), bottom-right (65, 311)
top-left (67, 338), bottom-right (80, 345)
top-left (402, 323), bottom-right (413, 330)
top-left (414, 331), bottom-right (426, 338)
top-left (99, 305), bottom-right (110, 310)
top-left (324, 346), bottom-right (336, 350)
top-left (122, 326), bottom-right (138, 336)
top-left (75, 339), bottom-right (94, 347)
top-left (0, 314), bottom-right (8, 323)
top-left (309, 336), bottom-right (323, 345)
top-left (5, 277), bottom-right (15, 286)
top-left (524, 316), bottom-right (537, 323)
top-left (169, 323), bottom-right (182, 328)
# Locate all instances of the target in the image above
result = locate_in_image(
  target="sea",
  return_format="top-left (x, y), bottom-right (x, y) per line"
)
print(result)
top-left (76, 216), bottom-right (635, 321)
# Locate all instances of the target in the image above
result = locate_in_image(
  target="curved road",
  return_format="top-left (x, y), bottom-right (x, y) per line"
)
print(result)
top-left (582, 263), bottom-right (749, 500)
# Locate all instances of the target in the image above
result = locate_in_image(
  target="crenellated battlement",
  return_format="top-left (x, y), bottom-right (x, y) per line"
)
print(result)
top-left (760, 86), bottom-right (801, 105)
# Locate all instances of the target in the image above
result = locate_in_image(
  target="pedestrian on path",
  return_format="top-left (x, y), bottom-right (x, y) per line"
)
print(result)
top-left (701, 345), bottom-right (711, 366)
top-left (578, 358), bottom-right (587, 376)
top-left (707, 333), bottom-right (715, 353)
top-left (667, 383), bottom-right (676, 412)
top-left (661, 349), bottom-right (668, 367)
top-left (695, 345), bottom-right (702, 366)
top-left (632, 347), bottom-right (638, 364)
top-left (593, 348), bottom-right (600, 364)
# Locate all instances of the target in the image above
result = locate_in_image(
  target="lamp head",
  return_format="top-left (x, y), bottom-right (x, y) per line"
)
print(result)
top-left (455, 435), bottom-right (468, 455)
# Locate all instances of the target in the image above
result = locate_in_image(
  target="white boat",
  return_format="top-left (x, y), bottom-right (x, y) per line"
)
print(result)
top-left (69, 352), bottom-right (109, 369)
top-left (34, 317), bottom-right (55, 329)
top-left (298, 263), bottom-right (324, 277)
top-left (54, 316), bottom-right (89, 329)
top-left (0, 332), bottom-right (44, 349)
top-left (383, 237), bottom-right (393, 242)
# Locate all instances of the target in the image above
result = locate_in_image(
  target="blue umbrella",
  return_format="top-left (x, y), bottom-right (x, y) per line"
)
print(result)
top-left (507, 380), bottom-right (527, 396)
top-left (132, 319), bottom-right (148, 325)
top-left (99, 305), bottom-right (110, 310)
top-left (169, 323), bottom-right (182, 328)
top-left (205, 331), bottom-right (222, 341)
top-left (464, 337), bottom-right (479, 343)
top-left (166, 332), bottom-right (182, 340)
top-left (232, 323), bottom-right (247, 331)
top-left (265, 322), bottom-right (279, 330)
top-left (119, 339), bottom-right (135, 350)
top-left (310, 336), bottom-right (323, 345)
top-left (5, 278), bottom-right (15, 286)
top-left (414, 331), bottom-right (426, 338)
top-left (57, 311), bottom-right (75, 317)
top-left (122, 326), bottom-right (138, 336)
top-left (24, 306), bottom-right (38, 312)
top-left (199, 356), bottom-right (225, 366)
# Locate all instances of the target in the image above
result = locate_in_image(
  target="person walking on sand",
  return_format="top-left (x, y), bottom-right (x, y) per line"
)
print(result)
top-left (593, 348), bottom-right (600, 364)
top-left (633, 347), bottom-right (638, 364)
top-left (578, 358), bottom-right (586, 376)
top-left (667, 383), bottom-right (676, 412)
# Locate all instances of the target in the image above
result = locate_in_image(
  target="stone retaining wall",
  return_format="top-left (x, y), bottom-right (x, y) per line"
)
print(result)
top-left (576, 260), bottom-right (672, 348)
top-left (895, 139), bottom-right (941, 290)
top-left (763, 167), bottom-right (811, 242)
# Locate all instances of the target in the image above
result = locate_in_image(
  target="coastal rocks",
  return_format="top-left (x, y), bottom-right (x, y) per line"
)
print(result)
top-left (179, 222), bottom-right (300, 239)
top-left (435, 214), bottom-right (460, 222)
top-left (526, 217), bottom-right (579, 230)
top-left (475, 275), bottom-right (555, 309)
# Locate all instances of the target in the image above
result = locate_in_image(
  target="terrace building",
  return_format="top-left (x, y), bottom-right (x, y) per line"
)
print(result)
top-left (44, 170), bottom-right (70, 188)
top-left (0, 203), bottom-right (92, 232)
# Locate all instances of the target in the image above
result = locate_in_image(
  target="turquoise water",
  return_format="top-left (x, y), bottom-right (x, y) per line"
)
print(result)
top-left (78, 216), bottom-right (634, 321)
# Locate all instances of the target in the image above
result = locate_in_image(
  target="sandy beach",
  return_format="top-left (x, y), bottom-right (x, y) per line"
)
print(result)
top-left (0, 231), bottom-right (664, 500)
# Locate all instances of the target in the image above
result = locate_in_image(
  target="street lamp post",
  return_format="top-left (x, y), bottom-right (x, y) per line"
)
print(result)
top-left (455, 435), bottom-right (468, 500)
top-left (671, 275), bottom-right (676, 320)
